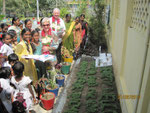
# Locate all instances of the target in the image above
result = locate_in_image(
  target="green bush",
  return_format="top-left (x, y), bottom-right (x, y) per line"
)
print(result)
top-left (88, 0), bottom-right (107, 51)
top-left (0, 15), bottom-right (5, 21)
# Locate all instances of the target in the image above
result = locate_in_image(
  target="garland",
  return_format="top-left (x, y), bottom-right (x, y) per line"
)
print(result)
top-left (52, 16), bottom-right (60, 31)
top-left (41, 28), bottom-right (52, 37)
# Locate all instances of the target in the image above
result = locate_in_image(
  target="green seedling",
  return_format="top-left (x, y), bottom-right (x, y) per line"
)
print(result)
top-left (86, 100), bottom-right (98, 113)
top-left (72, 83), bottom-right (84, 91)
top-left (100, 103), bottom-right (118, 112)
top-left (99, 93), bottom-right (116, 101)
top-left (86, 88), bottom-right (97, 99)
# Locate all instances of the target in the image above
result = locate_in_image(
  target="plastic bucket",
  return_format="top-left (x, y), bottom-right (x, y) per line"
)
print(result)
top-left (63, 56), bottom-right (73, 63)
top-left (61, 62), bottom-right (71, 74)
top-left (56, 75), bottom-right (65, 87)
top-left (46, 84), bottom-right (59, 97)
top-left (40, 92), bottom-right (55, 110)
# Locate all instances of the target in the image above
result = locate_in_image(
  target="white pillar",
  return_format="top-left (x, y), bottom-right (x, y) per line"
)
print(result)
top-left (37, 0), bottom-right (39, 21)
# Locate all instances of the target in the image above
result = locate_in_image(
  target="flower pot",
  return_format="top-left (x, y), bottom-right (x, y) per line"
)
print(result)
top-left (40, 92), bottom-right (55, 110)
top-left (63, 56), bottom-right (73, 63)
top-left (56, 75), bottom-right (65, 87)
top-left (46, 84), bottom-right (59, 97)
top-left (61, 62), bottom-right (71, 74)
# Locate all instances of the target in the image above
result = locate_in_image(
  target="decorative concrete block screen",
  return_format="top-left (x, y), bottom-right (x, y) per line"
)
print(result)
top-left (131, 0), bottom-right (149, 31)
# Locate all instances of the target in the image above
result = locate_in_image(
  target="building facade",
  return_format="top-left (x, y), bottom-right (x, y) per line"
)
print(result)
top-left (106, 0), bottom-right (150, 113)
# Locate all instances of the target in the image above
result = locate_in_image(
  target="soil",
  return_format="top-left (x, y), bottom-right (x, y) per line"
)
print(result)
top-left (46, 84), bottom-right (58, 90)
top-left (62, 57), bottom-right (102, 113)
top-left (56, 76), bottom-right (64, 80)
top-left (41, 92), bottom-right (54, 100)
top-left (62, 56), bottom-right (121, 113)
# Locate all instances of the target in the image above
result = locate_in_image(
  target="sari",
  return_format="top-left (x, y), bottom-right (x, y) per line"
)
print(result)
top-left (62, 21), bottom-right (75, 55)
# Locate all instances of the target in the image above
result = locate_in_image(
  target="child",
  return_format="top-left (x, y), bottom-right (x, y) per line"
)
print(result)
top-left (15, 28), bottom-right (38, 81)
top-left (0, 32), bottom-right (14, 67)
top-left (1, 23), bottom-right (8, 33)
top-left (11, 61), bottom-right (37, 112)
top-left (8, 30), bottom-right (18, 51)
top-left (0, 67), bottom-right (14, 113)
top-left (31, 29), bottom-right (47, 79)
top-left (8, 53), bottom-right (19, 66)
top-left (8, 53), bottom-right (19, 76)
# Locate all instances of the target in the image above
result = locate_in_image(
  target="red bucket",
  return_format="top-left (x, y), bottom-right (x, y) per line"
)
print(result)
top-left (40, 92), bottom-right (55, 110)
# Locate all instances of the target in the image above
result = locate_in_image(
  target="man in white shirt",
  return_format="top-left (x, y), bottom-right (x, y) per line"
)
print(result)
top-left (49, 8), bottom-right (66, 64)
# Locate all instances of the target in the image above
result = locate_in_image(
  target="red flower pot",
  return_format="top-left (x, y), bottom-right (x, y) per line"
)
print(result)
top-left (40, 92), bottom-right (55, 110)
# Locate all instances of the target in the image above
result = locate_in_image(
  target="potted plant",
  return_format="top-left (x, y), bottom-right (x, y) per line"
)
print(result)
top-left (61, 62), bottom-right (71, 74)
top-left (40, 92), bottom-right (55, 110)
top-left (61, 46), bottom-right (74, 63)
top-left (34, 78), bottom-right (55, 110)
top-left (46, 79), bottom-right (59, 97)
top-left (56, 75), bottom-right (65, 87)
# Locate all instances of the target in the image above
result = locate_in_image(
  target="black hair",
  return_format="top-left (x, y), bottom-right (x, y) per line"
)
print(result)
top-left (2, 32), bottom-right (11, 40)
top-left (21, 28), bottom-right (31, 37)
top-left (0, 23), bottom-right (8, 29)
top-left (65, 14), bottom-right (71, 18)
top-left (75, 16), bottom-right (80, 20)
top-left (24, 19), bottom-right (31, 26)
top-left (0, 67), bottom-right (11, 79)
top-left (12, 61), bottom-right (24, 78)
top-left (8, 30), bottom-right (16, 39)
top-left (40, 18), bottom-right (44, 27)
top-left (19, 22), bottom-right (23, 26)
top-left (12, 17), bottom-right (19, 25)
top-left (12, 101), bottom-right (26, 113)
top-left (35, 28), bottom-right (40, 32)
top-left (31, 29), bottom-right (39, 37)
top-left (80, 14), bottom-right (85, 18)
top-left (8, 53), bottom-right (19, 63)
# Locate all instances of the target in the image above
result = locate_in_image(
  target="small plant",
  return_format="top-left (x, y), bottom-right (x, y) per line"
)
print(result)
top-left (61, 46), bottom-right (74, 58)
top-left (48, 79), bottom-right (56, 89)
top-left (87, 76), bottom-right (98, 87)
top-left (86, 100), bottom-right (98, 113)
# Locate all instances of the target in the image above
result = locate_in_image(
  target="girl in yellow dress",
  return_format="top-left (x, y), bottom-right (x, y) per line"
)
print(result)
top-left (15, 28), bottom-right (38, 82)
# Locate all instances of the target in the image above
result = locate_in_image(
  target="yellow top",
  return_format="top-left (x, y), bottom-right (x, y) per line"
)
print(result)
top-left (15, 41), bottom-right (38, 82)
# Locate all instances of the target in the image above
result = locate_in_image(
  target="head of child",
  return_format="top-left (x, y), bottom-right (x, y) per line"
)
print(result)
top-left (12, 101), bottom-right (26, 113)
top-left (25, 19), bottom-right (32, 30)
top-left (1, 23), bottom-right (8, 33)
top-left (31, 29), bottom-right (39, 43)
top-left (21, 28), bottom-right (31, 43)
top-left (12, 61), bottom-right (24, 79)
top-left (8, 53), bottom-right (19, 66)
top-left (12, 17), bottom-right (20, 26)
top-left (0, 26), bottom-right (2, 33)
top-left (19, 22), bottom-right (23, 30)
top-left (0, 67), bottom-right (11, 79)
top-left (8, 30), bottom-right (17, 43)
top-left (2, 32), bottom-right (12, 45)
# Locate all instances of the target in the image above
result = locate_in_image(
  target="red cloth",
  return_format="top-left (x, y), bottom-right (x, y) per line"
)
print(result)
top-left (81, 29), bottom-right (85, 39)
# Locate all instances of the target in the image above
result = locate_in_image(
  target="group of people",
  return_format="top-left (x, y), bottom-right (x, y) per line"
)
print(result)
top-left (0, 7), bottom-right (88, 113)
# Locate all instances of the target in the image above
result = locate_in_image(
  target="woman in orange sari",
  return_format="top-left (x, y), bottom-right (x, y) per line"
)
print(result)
top-left (73, 17), bottom-right (82, 53)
